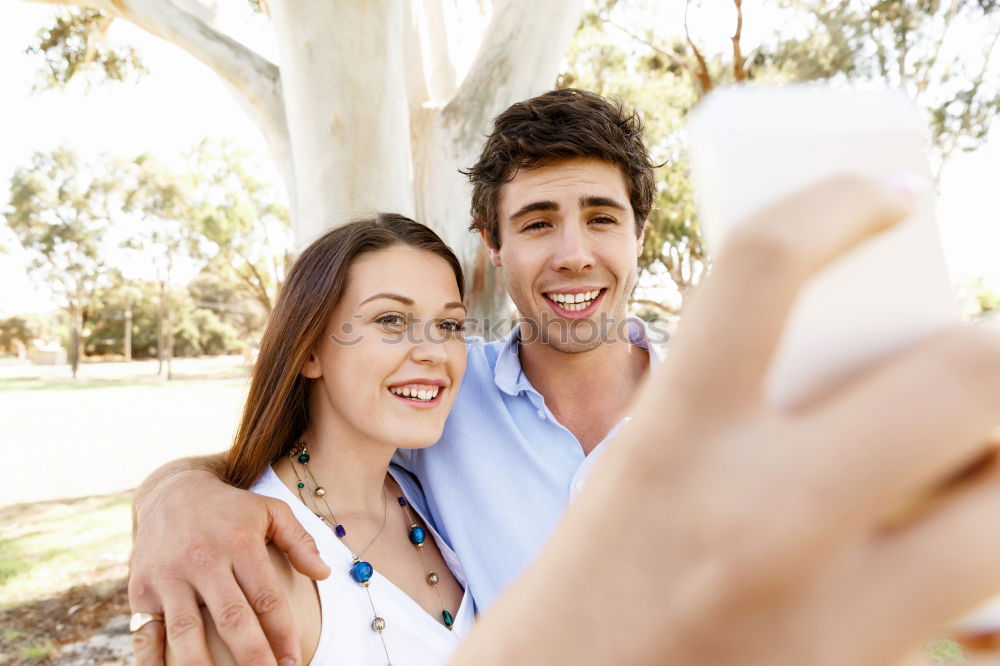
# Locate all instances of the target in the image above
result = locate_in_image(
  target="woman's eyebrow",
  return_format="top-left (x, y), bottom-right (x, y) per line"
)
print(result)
top-left (358, 292), bottom-right (414, 307)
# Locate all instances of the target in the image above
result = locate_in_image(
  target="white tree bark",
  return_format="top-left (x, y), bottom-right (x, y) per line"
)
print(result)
top-left (269, 0), bottom-right (416, 246)
top-left (413, 0), bottom-right (586, 320)
top-left (23, 0), bottom-right (587, 318)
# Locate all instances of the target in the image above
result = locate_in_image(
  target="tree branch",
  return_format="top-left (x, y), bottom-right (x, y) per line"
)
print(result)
top-left (915, 0), bottom-right (963, 98)
top-left (444, 0), bottom-right (585, 136)
top-left (732, 0), bottom-right (746, 82)
top-left (23, 0), bottom-right (292, 194)
top-left (602, 17), bottom-right (702, 85)
top-left (685, 0), bottom-right (713, 95)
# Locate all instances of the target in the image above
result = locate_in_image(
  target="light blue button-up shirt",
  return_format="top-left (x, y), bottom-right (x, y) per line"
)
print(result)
top-left (397, 318), bottom-right (661, 612)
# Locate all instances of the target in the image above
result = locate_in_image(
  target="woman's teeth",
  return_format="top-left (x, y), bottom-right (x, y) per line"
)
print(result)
top-left (546, 290), bottom-right (600, 312)
top-left (389, 385), bottom-right (441, 401)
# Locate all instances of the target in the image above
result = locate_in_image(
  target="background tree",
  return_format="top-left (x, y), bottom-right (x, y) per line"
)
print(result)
top-left (120, 153), bottom-right (203, 378)
top-left (560, 0), bottom-right (999, 311)
top-left (0, 315), bottom-right (42, 358)
top-left (21, 0), bottom-right (589, 320)
top-left (4, 146), bottom-right (116, 376)
top-left (188, 140), bottom-right (292, 317)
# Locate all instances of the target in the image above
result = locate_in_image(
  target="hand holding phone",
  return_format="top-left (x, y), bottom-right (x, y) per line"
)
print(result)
top-left (688, 83), bottom-right (999, 638)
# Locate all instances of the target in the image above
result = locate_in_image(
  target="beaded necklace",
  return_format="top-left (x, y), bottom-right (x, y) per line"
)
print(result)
top-left (288, 443), bottom-right (456, 665)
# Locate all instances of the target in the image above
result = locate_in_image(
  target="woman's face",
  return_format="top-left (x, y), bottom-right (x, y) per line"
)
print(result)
top-left (302, 246), bottom-right (467, 450)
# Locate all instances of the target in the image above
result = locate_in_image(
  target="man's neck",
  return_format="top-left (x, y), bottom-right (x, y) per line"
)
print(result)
top-left (518, 328), bottom-right (650, 455)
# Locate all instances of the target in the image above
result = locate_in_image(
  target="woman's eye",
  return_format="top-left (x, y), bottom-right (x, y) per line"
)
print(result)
top-left (437, 319), bottom-right (466, 334)
top-left (375, 313), bottom-right (407, 328)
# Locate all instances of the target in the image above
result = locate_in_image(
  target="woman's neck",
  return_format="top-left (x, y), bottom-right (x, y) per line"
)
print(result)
top-left (278, 421), bottom-right (397, 520)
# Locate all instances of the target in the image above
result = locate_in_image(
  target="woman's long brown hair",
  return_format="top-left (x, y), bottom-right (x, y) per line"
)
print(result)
top-left (225, 213), bottom-right (465, 489)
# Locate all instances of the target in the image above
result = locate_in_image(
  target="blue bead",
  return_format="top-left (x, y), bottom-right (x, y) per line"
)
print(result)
top-left (350, 560), bottom-right (373, 584)
top-left (408, 526), bottom-right (426, 545)
top-left (397, 496), bottom-right (407, 507)
top-left (334, 524), bottom-right (346, 538)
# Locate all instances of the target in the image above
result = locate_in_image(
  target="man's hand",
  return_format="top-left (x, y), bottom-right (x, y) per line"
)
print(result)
top-left (453, 175), bottom-right (1000, 665)
top-left (129, 466), bottom-right (330, 666)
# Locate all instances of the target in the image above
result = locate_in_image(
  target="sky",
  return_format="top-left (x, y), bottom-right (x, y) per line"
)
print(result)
top-left (0, 1), bottom-right (997, 317)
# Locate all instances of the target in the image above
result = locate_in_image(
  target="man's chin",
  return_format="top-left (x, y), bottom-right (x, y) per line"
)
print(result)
top-left (537, 318), bottom-right (606, 354)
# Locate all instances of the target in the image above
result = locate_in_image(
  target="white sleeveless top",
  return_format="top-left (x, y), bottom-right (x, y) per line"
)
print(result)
top-left (250, 465), bottom-right (474, 665)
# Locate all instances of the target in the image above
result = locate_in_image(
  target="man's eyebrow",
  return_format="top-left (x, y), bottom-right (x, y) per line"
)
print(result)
top-left (358, 293), bottom-right (415, 307)
top-left (581, 196), bottom-right (628, 211)
top-left (508, 200), bottom-right (559, 220)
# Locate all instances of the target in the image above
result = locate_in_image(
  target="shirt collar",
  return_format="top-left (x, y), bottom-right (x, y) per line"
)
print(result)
top-left (493, 315), bottom-right (662, 396)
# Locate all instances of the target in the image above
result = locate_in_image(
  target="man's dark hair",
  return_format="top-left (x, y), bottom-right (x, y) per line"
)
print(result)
top-left (464, 88), bottom-right (657, 249)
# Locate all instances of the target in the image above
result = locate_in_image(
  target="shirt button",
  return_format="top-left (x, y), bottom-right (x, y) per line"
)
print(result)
top-left (537, 409), bottom-right (546, 420)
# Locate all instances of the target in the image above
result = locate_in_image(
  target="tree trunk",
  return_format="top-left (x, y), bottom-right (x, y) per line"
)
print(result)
top-left (165, 293), bottom-right (174, 380)
top-left (156, 280), bottom-right (165, 376)
top-left (68, 302), bottom-right (83, 378)
top-left (124, 305), bottom-right (133, 361)
top-left (269, 0), bottom-right (415, 246)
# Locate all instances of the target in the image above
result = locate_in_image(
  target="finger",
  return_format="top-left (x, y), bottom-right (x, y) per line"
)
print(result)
top-left (264, 497), bottom-right (330, 580)
top-left (798, 323), bottom-right (1000, 529)
top-left (860, 458), bottom-right (1000, 656)
top-left (132, 616), bottom-right (166, 666)
top-left (666, 174), bottom-right (918, 413)
top-left (159, 583), bottom-right (214, 666)
top-left (197, 569), bottom-right (278, 666)
top-left (232, 547), bottom-right (301, 666)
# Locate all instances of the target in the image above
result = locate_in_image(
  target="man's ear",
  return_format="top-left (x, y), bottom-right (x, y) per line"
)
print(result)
top-left (300, 351), bottom-right (322, 379)
top-left (480, 229), bottom-right (502, 268)
top-left (636, 222), bottom-right (648, 257)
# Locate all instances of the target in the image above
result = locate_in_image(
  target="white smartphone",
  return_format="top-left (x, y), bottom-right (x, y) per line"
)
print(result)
top-left (687, 84), bottom-right (959, 409)
top-left (689, 83), bottom-right (998, 634)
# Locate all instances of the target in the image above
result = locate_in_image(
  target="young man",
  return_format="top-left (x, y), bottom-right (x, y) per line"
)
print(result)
top-left (131, 88), bottom-right (662, 661)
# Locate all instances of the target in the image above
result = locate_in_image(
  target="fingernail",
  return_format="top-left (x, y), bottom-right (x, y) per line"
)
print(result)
top-left (279, 658), bottom-right (297, 666)
top-left (882, 169), bottom-right (929, 200)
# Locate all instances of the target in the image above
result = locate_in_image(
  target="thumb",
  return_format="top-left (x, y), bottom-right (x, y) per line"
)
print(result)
top-left (263, 497), bottom-right (331, 580)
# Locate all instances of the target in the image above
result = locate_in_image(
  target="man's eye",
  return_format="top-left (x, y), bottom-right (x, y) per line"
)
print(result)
top-left (591, 215), bottom-right (617, 225)
top-left (375, 313), bottom-right (407, 328)
top-left (523, 220), bottom-right (550, 231)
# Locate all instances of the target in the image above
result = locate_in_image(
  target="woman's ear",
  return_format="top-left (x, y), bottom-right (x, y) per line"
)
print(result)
top-left (300, 351), bottom-right (322, 379)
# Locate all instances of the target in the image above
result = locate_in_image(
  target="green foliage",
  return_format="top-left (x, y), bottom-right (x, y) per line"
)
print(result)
top-left (5, 146), bottom-right (115, 303)
top-left (975, 285), bottom-right (1000, 313)
top-left (0, 316), bottom-right (41, 355)
top-left (27, 8), bottom-right (146, 90)
top-left (771, 0), bottom-right (1000, 171)
top-left (186, 140), bottom-right (293, 315)
top-left (562, 0), bottom-right (1000, 308)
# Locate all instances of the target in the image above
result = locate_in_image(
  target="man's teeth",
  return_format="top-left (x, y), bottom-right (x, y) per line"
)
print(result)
top-left (546, 290), bottom-right (600, 311)
top-left (389, 385), bottom-right (441, 401)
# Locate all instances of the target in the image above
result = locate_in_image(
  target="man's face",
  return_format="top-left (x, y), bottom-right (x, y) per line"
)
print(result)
top-left (486, 157), bottom-right (643, 353)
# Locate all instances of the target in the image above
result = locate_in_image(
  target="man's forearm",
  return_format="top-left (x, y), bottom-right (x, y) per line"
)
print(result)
top-left (132, 453), bottom-right (229, 534)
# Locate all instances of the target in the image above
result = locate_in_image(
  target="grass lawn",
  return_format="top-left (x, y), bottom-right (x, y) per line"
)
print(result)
top-left (0, 356), bottom-right (250, 507)
top-left (0, 357), bottom-right (250, 663)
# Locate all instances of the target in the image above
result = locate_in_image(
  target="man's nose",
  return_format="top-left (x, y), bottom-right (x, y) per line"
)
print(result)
top-left (553, 222), bottom-right (595, 273)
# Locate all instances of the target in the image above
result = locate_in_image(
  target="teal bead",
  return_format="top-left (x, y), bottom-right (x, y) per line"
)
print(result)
top-left (442, 609), bottom-right (454, 628)
top-left (297, 482), bottom-right (304, 489)
top-left (350, 560), bottom-right (373, 585)
top-left (297, 452), bottom-right (309, 463)
top-left (408, 525), bottom-right (426, 546)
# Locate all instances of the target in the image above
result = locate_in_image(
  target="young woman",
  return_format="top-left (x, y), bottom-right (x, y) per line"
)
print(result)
top-left (168, 214), bottom-right (473, 665)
